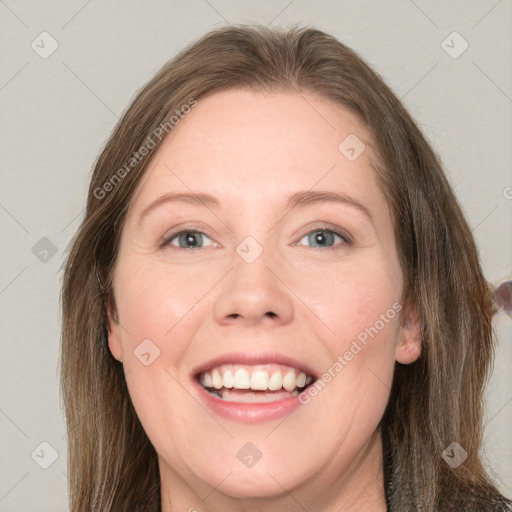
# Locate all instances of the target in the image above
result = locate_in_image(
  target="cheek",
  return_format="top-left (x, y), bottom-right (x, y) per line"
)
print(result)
top-left (293, 254), bottom-right (401, 347)
top-left (115, 257), bottom-right (207, 338)
top-left (112, 259), bottom-right (207, 453)
top-left (113, 256), bottom-right (225, 382)
top-left (296, 252), bottom-right (400, 413)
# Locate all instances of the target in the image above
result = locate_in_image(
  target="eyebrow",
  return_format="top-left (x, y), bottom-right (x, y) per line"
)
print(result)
top-left (138, 190), bottom-right (374, 225)
top-left (286, 190), bottom-right (374, 223)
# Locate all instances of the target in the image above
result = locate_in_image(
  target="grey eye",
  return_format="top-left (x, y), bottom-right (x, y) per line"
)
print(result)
top-left (169, 231), bottom-right (214, 249)
top-left (298, 229), bottom-right (346, 248)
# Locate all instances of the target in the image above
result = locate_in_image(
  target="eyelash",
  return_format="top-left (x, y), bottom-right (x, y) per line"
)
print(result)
top-left (160, 225), bottom-right (352, 251)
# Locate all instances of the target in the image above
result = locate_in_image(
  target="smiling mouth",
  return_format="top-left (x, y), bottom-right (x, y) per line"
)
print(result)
top-left (197, 363), bottom-right (316, 403)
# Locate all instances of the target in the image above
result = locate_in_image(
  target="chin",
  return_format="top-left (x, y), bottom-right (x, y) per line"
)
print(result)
top-left (203, 472), bottom-right (295, 499)
top-left (191, 460), bottom-right (307, 500)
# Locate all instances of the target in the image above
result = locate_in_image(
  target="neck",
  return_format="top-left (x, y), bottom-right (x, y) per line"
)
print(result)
top-left (159, 429), bottom-right (388, 512)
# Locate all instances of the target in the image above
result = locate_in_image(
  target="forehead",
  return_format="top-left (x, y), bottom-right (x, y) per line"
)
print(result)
top-left (129, 88), bottom-right (385, 215)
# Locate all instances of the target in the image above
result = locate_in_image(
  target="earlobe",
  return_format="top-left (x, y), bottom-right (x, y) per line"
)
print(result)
top-left (395, 306), bottom-right (422, 365)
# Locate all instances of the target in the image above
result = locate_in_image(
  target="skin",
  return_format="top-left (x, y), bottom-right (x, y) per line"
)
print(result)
top-left (107, 88), bottom-right (421, 511)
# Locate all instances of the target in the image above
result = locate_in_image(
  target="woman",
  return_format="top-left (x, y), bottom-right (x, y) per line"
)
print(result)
top-left (60, 24), bottom-right (511, 511)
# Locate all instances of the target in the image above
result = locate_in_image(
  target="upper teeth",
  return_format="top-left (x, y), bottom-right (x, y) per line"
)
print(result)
top-left (199, 364), bottom-right (312, 392)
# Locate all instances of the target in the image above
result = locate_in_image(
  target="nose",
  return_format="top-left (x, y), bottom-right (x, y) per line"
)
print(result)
top-left (212, 244), bottom-right (295, 328)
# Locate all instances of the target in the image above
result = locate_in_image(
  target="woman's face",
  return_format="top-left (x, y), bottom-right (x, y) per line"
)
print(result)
top-left (108, 89), bottom-right (421, 505)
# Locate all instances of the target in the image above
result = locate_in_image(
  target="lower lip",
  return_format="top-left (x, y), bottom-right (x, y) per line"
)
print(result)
top-left (193, 379), bottom-right (303, 423)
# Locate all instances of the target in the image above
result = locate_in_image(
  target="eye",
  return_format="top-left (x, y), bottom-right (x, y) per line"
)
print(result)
top-left (296, 228), bottom-right (351, 249)
top-left (160, 226), bottom-right (351, 251)
top-left (162, 230), bottom-right (216, 249)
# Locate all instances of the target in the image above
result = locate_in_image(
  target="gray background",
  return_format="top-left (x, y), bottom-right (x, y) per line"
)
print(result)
top-left (1, 1), bottom-right (511, 510)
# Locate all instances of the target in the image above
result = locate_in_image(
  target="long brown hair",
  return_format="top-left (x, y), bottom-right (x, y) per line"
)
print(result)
top-left (60, 24), bottom-right (511, 511)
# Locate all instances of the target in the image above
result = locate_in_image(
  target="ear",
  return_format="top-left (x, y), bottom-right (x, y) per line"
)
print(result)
top-left (395, 303), bottom-right (422, 365)
top-left (106, 298), bottom-right (124, 363)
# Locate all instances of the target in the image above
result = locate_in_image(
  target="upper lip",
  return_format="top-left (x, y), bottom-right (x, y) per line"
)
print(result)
top-left (192, 352), bottom-right (318, 380)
